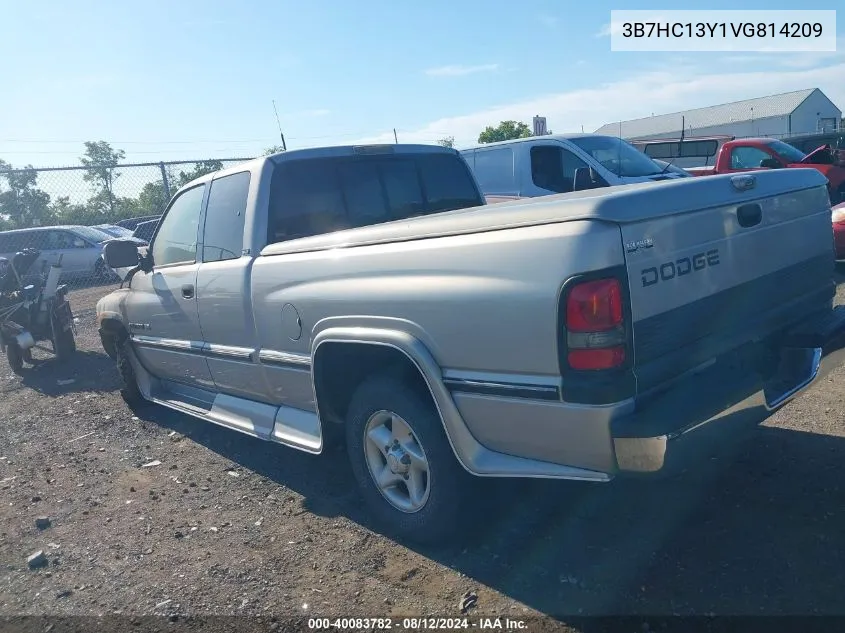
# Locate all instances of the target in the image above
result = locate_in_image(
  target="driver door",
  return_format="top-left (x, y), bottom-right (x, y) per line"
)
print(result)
top-left (124, 184), bottom-right (215, 389)
top-left (56, 231), bottom-right (95, 274)
top-left (729, 146), bottom-right (777, 172)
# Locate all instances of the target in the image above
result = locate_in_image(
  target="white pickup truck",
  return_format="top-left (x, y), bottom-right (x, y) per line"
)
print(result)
top-left (97, 143), bottom-right (845, 543)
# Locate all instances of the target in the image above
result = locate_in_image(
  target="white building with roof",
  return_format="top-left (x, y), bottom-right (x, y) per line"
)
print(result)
top-left (595, 88), bottom-right (841, 141)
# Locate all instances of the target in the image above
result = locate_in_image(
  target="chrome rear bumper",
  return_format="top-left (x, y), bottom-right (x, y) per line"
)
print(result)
top-left (612, 306), bottom-right (845, 474)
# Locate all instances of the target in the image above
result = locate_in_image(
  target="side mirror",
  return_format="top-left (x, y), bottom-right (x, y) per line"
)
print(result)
top-left (573, 167), bottom-right (608, 191)
top-left (103, 239), bottom-right (140, 269)
top-left (760, 157), bottom-right (782, 169)
top-left (139, 249), bottom-right (154, 273)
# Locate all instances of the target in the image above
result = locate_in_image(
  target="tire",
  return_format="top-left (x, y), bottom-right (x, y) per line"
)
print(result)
top-left (116, 338), bottom-right (145, 408)
top-left (345, 373), bottom-right (470, 544)
top-left (51, 303), bottom-right (76, 361)
top-left (53, 325), bottom-right (76, 360)
top-left (6, 343), bottom-right (24, 375)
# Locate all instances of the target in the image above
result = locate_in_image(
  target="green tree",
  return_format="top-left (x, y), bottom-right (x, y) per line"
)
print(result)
top-left (477, 120), bottom-right (532, 144)
top-left (133, 180), bottom-right (171, 216)
top-left (50, 195), bottom-right (92, 225)
top-left (175, 160), bottom-right (224, 188)
top-left (80, 141), bottom-right (126, 217)
top-left (263, 145), bottom-right (286, 155)
top-left (0, 160), bottom-right (54, 228)
top-left (437, 137), bottom-right (455, 148)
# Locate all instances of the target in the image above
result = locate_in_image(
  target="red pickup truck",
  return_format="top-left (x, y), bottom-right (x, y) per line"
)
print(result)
top-left (687, 138), bottom-right (845, 204)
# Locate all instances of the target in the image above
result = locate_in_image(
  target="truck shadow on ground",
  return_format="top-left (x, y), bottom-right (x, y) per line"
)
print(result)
top-left (134, 393), bottom-right (845, 619)
top-left (30, 295), bottom-right (844, 621)
top-left (14, 350), bottom-right (118, 397)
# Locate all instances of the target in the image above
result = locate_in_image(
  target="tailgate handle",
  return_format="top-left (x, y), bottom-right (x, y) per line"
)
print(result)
top-left (737, 203), bottom-right (762, 228)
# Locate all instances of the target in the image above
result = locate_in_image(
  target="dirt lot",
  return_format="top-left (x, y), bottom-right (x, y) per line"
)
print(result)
top-left (1, 277), bottom-right (845, 631)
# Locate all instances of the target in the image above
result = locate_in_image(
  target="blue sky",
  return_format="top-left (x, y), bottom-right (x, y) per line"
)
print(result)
top-left (0, 0), bottom-right (843, 167)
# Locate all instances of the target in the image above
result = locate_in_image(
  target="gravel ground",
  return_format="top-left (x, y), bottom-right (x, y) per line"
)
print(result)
top-left (1, 276), bottom-right (845, 631)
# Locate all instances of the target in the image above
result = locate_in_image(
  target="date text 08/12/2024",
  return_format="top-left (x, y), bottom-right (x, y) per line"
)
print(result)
top-left (620, 22), bottom-right (824, 39)
top-left (307, 617), bottom-right (529, 630)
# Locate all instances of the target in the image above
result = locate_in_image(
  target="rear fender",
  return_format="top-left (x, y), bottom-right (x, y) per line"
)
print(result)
top-left (310, 326), bottom-right (611, 480)
top-left (311, 327), bottom-right (478, 473)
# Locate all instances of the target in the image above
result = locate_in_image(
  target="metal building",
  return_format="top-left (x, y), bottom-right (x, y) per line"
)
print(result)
top-left (595, 88), bottom-right (841, 141)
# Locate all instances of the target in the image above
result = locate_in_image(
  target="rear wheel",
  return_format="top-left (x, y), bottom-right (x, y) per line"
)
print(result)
top-left (345, 374), bottom-right (470, 544)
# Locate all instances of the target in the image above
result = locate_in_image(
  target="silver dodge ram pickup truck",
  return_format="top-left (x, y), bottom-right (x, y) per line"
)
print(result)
top-left (97, 143), bottom-right (845, 543)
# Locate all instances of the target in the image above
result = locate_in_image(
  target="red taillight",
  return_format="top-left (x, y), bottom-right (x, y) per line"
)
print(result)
top-left (566, 279), bottom-right (623, 332)
top-left (565, 278), bottom-right (626, 370)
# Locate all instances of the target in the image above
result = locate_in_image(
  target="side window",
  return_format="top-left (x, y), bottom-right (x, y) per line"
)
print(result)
top-left (64, 232), bottom-right (87, 249)
top-left (730, 147), bottom-right (772, 169)
top-left (44, 231), bottom-right (64, 250)
top-left (152, 185), bottom-right (205, 267)
top-left (2, 233), bottom-right (26, 252)
top-left (472, 148), bottom-right (515, 193)
top-left (531, 146), bottom-right (590, 193)
top-left (24, 231), bottom-right (47, 250)
top-left (203, 171), bottom-right (251, 263)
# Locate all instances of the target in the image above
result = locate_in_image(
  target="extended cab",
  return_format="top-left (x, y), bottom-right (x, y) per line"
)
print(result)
top-left (97, 144), bottom-right (845, 543)
top-left (686, 138), bottom-right (845, 204)
top-left (459, 134), bottom-right (687, 204)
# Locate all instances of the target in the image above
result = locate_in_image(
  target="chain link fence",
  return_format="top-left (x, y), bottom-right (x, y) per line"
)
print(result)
top-left (0, 158), bottom-right (253, 302)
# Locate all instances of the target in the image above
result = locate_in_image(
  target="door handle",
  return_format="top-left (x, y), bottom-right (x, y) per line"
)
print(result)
top-left (181, 284), bottom-right (194, 299)
top-left (737, 203), bottom-right (763, 228)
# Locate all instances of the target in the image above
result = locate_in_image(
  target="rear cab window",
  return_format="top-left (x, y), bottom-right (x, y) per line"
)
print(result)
top-left (267, 152), bottom-right (482, 244)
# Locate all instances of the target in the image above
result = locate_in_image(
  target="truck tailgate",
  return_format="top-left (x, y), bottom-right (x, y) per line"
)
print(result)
top-left (619, 171), bottom-right (834, 395)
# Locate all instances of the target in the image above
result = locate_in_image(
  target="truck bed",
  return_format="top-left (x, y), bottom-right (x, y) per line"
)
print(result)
top-left (260, 169), bottom-right (829, 255)
top-left (259, 167), bottom-right (834, 403)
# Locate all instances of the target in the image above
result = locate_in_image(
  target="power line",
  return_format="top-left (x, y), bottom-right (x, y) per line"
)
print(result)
top-left (0, 158), bottom-right (254, 173)
top-left (0, 130), bottom-right (461, 144)
top-left (0, 139), bottom-right (479, 156)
